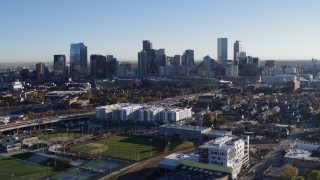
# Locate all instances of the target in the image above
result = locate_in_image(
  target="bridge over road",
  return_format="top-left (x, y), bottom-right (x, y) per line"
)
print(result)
top-left (0, 112), bottom-right (94, 133)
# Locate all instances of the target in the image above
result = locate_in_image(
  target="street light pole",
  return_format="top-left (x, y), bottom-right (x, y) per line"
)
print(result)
top-left (81, 124), bottom-right (83, 136)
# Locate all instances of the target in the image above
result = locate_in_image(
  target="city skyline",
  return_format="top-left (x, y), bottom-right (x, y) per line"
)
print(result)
top-left (1, 0), bottom-right (320, 62)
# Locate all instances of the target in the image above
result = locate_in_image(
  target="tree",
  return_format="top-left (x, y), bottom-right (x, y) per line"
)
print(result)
top-left (296, 176), bottom-right (305, 180)
top-left (307, 170), bottom-right (320, 180)
top-left (203, 113), bottom-right (215, 125)
top-left (280, 164), bottom-right (298, 180)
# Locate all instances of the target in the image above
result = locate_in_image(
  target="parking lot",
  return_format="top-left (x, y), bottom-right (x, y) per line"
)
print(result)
top-left (157, 166), bottom-right (229, 180)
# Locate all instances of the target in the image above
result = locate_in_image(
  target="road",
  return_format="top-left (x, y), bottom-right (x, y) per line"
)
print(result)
top-left (240, 139), bottom-right (289, 180)
top-left (0, 112), bottom-right (94, 133)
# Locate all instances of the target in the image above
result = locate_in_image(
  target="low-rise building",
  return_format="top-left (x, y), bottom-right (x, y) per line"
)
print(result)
top-left (162, 107), bottom-right (192, 122)
top-left (158, 135), bottom-right (250, 179)
top-left (9, 81), bottom-right (23, 91)
top-left (284, 142), bottom-right (320, 172)
top-left (95, 104), bottom-right (122, 120)
top-left (159, 153), bottom-right (199, 170)
top-left (1, 142), bottom-right (21, 152)
top-left (95, 104), bottom-right (192, 122)
top-left (0, 116), bottom-right (10, 125)
top-left (138, 106), bottom-right (163, 122)
top-left (198, 136), bottom-right (250, 179)
top-left (159, 124), bottom-right (211, 140)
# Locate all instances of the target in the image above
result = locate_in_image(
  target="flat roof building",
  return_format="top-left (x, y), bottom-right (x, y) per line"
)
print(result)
top-left (284, 143), bottom-right (320, 172)
top-left (159, 124), bottom-right (211, 140)
top-left (95, 103), bottom-right (192, 122)
top-left (198, 136), bottom-right (250, 179)
top-left (159, 124), bottom-right (232, 141)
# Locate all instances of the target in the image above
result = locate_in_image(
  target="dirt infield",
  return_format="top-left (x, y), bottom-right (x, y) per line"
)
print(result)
top-left (47, 136), bottom-right (74, 142)
top-left (69, 143), bottom-right (109, 154)
top-left (88, 143), bottom-right (109, 154)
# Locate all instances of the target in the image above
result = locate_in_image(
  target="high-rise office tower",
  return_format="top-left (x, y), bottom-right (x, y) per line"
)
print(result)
top-left (217, 38), bottom-right (228, 66)
top-left (70, 43), bottom-right (87, 82)
top-left (173, 55), bottom-right (181, 75)
top-left (54, 55), bottom-right (66, 77)
top-left (203, 55), bottom-right (214, 71)
top-left (116, 62), bottom-right (132, 78)
top-left (141, 41), bottom-right (156, 74)
top-left (182, 49), bottom-right (194, 76)
top-left (90, 55), bottom-right (106, 78)
top-left (238, 52), bottom-right (247, 65)
top-left (233, 40), bottom-right (242, 65)
top-left (106, 55), bottom-right (118, 78)
top-left (138, 50), bottom-right (147, 78)
top-left (155, 49), bottom-right (166, 72)
top-left (143, 40), bottom-right (153, 50)
top-left (36, 62), bottom-right (47, 82)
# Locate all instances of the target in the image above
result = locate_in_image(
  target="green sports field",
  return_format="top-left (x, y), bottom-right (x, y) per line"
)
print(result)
top-left (68, 135), bottom-right (165, 161)
top-left (40, 132), bottom-right (82, 142)
top-left (0, 155), bottom-right (53, 180)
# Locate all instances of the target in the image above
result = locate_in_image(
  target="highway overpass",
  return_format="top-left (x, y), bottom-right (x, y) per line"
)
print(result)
top-left (0, 112), bottom-right (94, 133)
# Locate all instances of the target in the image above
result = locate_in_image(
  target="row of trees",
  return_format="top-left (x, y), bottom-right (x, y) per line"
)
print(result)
top-left (280, 164), bottom-right (320, 180)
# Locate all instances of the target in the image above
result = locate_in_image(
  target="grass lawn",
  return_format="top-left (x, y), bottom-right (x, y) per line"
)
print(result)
top-left (11, 152), bottom-right (34, 160)
top-left (0, 155), bottom-right (53, 180)
top-left (40, 132), bottom-right (82, 141)
top-left (40, 158), bottom-right (72, 172)
top-left (169, 139), bottom-right (194, 151)
top-left (69, 135), bottom-right (165, 161)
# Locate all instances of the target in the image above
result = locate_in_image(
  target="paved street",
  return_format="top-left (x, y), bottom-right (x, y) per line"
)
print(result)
top-left (240, 139), bottom-right (289, 180)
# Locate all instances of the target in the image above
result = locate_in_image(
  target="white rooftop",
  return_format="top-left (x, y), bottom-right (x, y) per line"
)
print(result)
top-left (285, 149), bottom-right (320, 162)
top-left (202, 129), bottom-right (232, 136)
top-left (200, 136), bottom-right (240, 150)
top-left (160, 124), bottom-right (210, 132)
top-left (159, 153), bottom-right (199, 168)
top-left (292, 143), bottom-right (320, 151)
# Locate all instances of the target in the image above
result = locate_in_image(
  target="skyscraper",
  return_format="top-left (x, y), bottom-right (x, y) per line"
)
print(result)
top-left (182, 49), bottom-right (194, 76)
top-left (106, 55), bottom-right (118, 78)
top-left (141, 41), bottom-right (157, 74)
top-left (70, 43), bottom-right (87, 82)
top-left (233, 40), bottom-right (243, 65)
top-left (138, 50), bottom-right (147, 78)
top-left (217, 38), bottom-right (228, 66)
top-left (143, 40), bottom-right (152, 50)
top-left (36, 62), bottom-right (47, 82)
top-left (173, 55), bottom-right (181, 75)
top-left (53, 55), bottom-right (66, 77)
top-left (90, 54), bottom-right (106, 78)
top-left (203, 55), bottom-right (213, 71)
top-left (155, 49), bottom-right (166, 73)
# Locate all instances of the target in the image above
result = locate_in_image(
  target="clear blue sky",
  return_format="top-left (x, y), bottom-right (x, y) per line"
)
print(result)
top-left (0, 0), bottom-right (319, 62)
